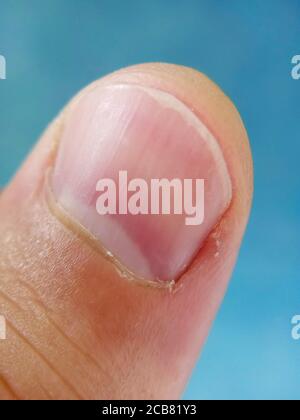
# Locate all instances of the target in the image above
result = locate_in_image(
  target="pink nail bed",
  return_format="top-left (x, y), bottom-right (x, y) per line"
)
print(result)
top-left (51, 84), bottom-right (232, 283)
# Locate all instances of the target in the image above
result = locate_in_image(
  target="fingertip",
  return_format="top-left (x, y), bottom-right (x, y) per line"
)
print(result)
top-left (0, 63), bottom-right (253, 399)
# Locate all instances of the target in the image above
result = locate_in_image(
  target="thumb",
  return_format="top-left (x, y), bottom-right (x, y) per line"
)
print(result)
top-left (0, 63), bottom-right (253, 400)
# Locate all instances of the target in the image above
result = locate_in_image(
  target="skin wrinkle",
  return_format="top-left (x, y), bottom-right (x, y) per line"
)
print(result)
top-left (37, 381), bottom-right (55, 400)
top-left (0, 289), bottom-right (81, 399)
top-left (0, 260), bottom-right (115, 399)
top-left (10, 276), bottom-right (114, 382)
top-left (0, 375), bottom-right (19, 400)
top-left (0, 220), bottom-right (117, 398)
top-left (7, 320), bottom-right (83, 400)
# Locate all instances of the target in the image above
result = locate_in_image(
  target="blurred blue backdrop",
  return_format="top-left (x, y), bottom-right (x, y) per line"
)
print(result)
top-left (0, 0), bottom-right (299, 400)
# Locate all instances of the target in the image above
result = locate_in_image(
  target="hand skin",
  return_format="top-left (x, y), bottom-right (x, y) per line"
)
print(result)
top-left (0, 63), bottom-right (253, 400)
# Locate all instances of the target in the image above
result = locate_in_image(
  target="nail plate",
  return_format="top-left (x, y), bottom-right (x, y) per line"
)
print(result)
top-left (51, 84), bottom-right (232, 283)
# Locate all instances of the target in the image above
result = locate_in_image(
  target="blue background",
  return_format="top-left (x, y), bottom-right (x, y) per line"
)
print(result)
top-left (0, 0), bottom-right (299, 400)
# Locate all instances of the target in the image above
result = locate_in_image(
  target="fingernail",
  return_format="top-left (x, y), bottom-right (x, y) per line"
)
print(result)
top-left (51, 84), bottom-right (232, 283)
